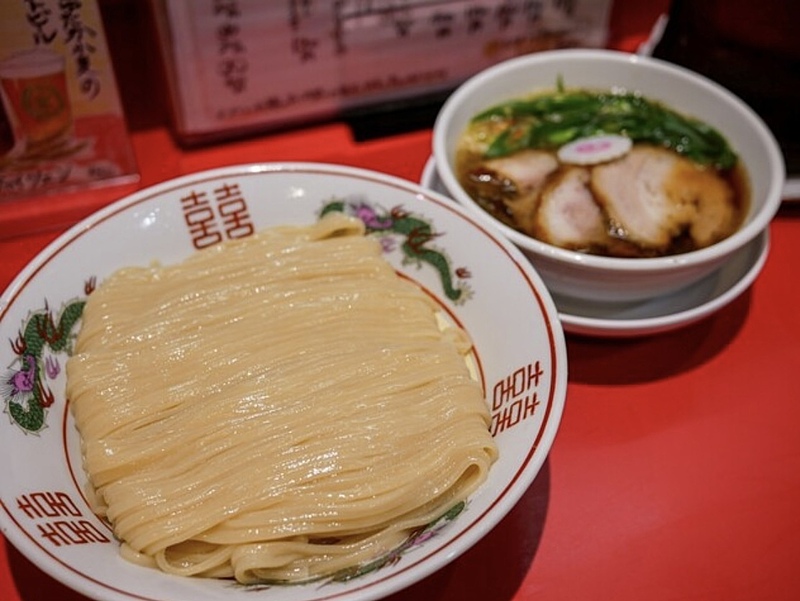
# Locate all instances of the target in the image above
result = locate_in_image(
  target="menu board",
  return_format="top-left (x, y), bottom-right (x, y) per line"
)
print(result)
top-left (0, 0), bottom-right (138, 201)
top-left (153, 0), bottom-right (613, 144)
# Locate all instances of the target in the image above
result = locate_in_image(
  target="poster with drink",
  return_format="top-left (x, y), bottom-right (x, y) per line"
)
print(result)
top-left (0, 0), bottom-right (138, 202)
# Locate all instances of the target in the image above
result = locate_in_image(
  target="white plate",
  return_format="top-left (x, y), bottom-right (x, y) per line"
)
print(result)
top-left (0, 163), bottom-right (567, 601)
top-left (421, 157), bottom-right (769, 338)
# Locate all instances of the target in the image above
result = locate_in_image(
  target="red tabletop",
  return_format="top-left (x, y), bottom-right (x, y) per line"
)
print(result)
top-left (4, 2), bottom-right (800, 600)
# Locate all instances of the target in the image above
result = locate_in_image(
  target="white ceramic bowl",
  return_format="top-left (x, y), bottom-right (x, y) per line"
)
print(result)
top-left (0, 163), bottom-right (567, 601)
top-left (433, 49), bottom-right (785, 303)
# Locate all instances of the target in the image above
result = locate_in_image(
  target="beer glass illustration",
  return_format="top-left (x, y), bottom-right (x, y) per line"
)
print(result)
top-left (0, 47), bottom-right (73, 155)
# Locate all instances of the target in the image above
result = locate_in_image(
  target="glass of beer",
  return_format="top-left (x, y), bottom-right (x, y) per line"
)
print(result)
top-left (0, 48), bottom-right (73, 154)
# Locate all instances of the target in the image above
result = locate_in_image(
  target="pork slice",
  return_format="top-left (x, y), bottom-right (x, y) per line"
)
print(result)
top-left (591, 146), bottom-right (694, 250)
top-left (484, 149), bottom-right (560, 192)
top-left (532, 166), bottom-right (611, 250)
top-left (663, 159), bottom-right (738, 248)
top-left (464, 150), bottom-right (559, 232)
top-left (592, 145), bottom-right (739, 252)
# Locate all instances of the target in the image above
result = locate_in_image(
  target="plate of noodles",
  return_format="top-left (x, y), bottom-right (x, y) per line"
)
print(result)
top-left (0, 163), bottom-right (567, 601)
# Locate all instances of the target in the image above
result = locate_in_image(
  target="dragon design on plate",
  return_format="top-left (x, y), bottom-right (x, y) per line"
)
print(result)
top-left (320, 197), bottom-right (473, 304)
top-left (2, 278), bottom-right (94, 434)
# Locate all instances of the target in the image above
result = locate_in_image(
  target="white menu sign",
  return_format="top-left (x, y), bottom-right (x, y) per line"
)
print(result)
top-left (153, 0), bottom-right (613, 143)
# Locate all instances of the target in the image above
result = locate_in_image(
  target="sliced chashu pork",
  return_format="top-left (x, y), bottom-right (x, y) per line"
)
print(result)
top-left (591, 146), bottom-right (737, 252)
top-left (532, 166), bottom-right (612, 251)
top-left (462, 149), bottom-right (558, 233)
top-left (665, 156), bottom-right (740, 247)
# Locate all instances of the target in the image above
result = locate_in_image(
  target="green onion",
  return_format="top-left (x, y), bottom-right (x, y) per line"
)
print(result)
top-left (472, 82), bottom-right (738, 169)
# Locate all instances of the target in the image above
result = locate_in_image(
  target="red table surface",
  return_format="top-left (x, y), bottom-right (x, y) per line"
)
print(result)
top-left (4, 2), bottom-right (800, 600)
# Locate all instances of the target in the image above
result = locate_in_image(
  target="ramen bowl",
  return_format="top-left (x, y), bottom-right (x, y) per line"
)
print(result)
top-left (432, 49), bottom-right (785, 303)
top-left (0, 163), bottom-right (567, 601)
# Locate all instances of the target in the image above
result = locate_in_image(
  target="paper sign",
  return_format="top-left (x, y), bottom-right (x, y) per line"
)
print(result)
top-left (154, 0), bottom-right (613, 143)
